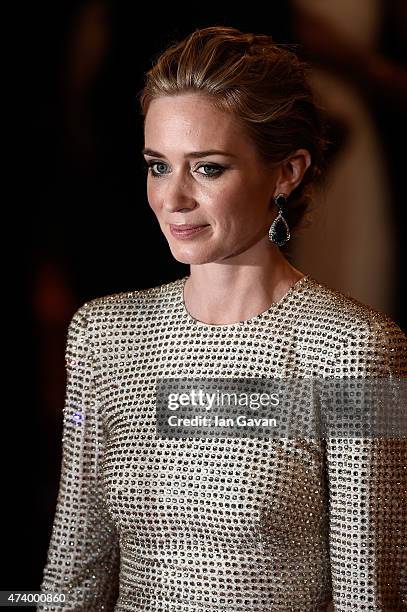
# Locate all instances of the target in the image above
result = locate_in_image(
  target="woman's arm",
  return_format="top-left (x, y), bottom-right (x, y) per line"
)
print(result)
top-left (37, 303), bottom-right (120, 611)
top-left (327, 316), bottom-right (407, 610)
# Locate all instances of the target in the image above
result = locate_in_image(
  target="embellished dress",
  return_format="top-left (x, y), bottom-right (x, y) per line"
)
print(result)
top-left (38, 274), bottom-right (407, 611)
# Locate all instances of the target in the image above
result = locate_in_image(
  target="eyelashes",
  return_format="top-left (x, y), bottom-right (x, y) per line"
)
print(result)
top-left (144, 160), bottom-right (225, 180)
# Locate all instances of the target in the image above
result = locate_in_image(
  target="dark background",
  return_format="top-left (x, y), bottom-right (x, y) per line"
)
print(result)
top-left (5, 0), bottom-right (406, 599)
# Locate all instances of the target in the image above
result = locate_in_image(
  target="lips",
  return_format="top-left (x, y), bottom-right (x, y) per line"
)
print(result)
top-left (169, 224), bottom-right (210, 239)
top-left (170, 224), bottom-right (208, 230)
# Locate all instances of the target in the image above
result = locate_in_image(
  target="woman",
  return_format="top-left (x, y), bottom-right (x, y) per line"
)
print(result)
top-left (38, 26), bottom-right (407, 611)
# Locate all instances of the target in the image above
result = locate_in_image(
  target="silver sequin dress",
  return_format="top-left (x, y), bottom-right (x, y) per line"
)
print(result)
top-left (38, 274), bottom-right (407, 611)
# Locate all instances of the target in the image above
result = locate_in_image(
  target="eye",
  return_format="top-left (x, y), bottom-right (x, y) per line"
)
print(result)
top-left (144, 160), bottom-right (224, 179)
top-left (196, 164), bottom-right (224, 178)
top-left (145, 161), bottom-right (168, 177)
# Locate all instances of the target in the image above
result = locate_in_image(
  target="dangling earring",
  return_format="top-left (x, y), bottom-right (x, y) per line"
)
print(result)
top-left (268, 193), bottom-right (290, 246)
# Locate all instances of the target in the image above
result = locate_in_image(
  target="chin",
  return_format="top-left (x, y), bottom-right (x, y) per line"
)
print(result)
top-left (168, 245), bottom-right (218, 265)
top-left (170, 253), bottom-right (214, 265)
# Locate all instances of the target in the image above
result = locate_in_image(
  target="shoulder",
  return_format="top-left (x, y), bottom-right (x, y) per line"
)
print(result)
top-left (67, 277), bottom-right (183, 334)
top-left (303, 275), bottom-right (407, 376)
top-left (302, 275), bottom-right (405, 339)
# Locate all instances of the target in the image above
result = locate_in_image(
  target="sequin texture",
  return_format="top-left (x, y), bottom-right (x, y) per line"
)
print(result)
top-left (38, 275), bottom-right (407, 611)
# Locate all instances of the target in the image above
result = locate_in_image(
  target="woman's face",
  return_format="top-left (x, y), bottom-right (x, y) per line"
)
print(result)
top-left (143, 92), bottom-right (279, 264)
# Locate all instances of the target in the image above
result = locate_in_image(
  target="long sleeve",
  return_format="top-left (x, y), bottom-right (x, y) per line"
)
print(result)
top-left (326, 315), bottom-right (407, 610)
top-left (38, 303), bottom-right (120, 612)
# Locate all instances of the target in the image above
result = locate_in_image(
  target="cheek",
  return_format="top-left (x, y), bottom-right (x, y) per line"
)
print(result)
top-left (216, 198), bottom-right (268, 237)
top-left (146, 181), bottom-right (161, 213)
top-left (220, 179), bottom-right (259, 211)
top-left (213, 190), bottom-right (254, 221)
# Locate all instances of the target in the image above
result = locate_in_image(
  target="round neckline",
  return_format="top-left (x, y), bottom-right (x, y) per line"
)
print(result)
top-left (179, 274), bottom-right (310, 329)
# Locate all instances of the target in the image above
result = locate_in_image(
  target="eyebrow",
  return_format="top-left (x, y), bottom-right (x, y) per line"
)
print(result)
top-left (142, 148), bottom-right (237, 159)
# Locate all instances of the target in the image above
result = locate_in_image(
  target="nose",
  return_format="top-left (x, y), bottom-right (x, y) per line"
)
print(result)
top-left (162, 172), bottom-right (198, 213)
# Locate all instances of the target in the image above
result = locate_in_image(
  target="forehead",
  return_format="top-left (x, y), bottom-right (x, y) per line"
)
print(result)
top-left (144, 93), bottom-right (244, 148)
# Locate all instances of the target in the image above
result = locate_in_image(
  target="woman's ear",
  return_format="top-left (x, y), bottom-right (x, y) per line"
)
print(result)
top-left (273, 148), bottom-right (312, 196)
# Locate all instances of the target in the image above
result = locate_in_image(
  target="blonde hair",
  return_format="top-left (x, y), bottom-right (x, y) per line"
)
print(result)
top-left (138, 25), bottom-right (330, 236)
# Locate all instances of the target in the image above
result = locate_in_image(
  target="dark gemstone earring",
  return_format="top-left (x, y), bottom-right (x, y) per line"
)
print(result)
top-left (268, 193), bottom-right (291, 246)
